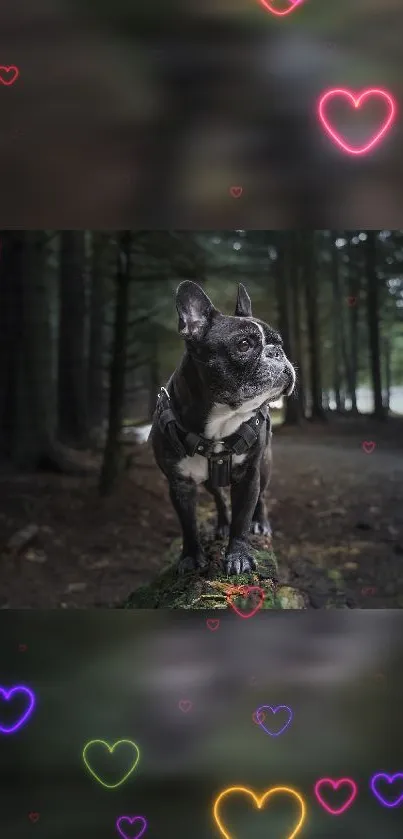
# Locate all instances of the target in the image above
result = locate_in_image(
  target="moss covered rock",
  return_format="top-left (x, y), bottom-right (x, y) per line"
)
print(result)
top-left (124, 505), bottom-right (308, 610)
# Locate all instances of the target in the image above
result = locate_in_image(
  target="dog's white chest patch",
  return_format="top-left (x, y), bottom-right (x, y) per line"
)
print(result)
top-left (177, 451), bottom-right (247, 484)
top-left (176, 395), bottom-right (269, 484)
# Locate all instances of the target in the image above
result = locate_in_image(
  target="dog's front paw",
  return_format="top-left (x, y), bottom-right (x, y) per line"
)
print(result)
top-left (177, 550), bottom-right (207, 575)
top-left (224, 546), bottom-right (257, 576)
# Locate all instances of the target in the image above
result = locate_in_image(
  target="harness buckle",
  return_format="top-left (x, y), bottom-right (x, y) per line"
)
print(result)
top-left (157, 386), bottom-right (170, 401)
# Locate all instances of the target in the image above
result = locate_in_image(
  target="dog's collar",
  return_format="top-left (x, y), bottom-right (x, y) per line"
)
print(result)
top-left (155, 385), bottom-right (271, 487)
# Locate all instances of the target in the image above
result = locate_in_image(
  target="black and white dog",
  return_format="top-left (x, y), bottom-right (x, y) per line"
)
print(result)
top-left (151, 281), bottom-right (296, 576)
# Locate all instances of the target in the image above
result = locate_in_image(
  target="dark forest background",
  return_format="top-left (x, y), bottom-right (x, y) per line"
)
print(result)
top-left (0, 230), bottom-right (402, 487)
top-left (0, 230), bottom-right (402, 608)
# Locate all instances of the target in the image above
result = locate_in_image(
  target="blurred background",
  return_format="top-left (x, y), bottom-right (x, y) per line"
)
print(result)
top-left (2, 0), bottom-right (403, 226)
top-left (0, 229), bottom-right (402, 608)
top-left (0, 609), bottom-right (403, 838)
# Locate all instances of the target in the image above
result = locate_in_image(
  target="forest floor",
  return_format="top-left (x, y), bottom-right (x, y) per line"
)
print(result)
top-left (0, 416), bottom-right (403, 609)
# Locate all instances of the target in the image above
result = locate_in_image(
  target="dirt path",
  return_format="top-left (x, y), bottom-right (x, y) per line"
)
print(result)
top-left (0, 417), bottom-right (402, 609)
top-left (269, 426), bottom-right (403, 608)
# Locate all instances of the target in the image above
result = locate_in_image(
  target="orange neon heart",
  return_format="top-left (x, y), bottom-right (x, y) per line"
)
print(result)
top-left (213, 785), bottom-right (306, 839)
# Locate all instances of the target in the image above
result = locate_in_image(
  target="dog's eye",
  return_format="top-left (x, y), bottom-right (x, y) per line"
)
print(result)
top-left (237, 338), bottom-right (251, 352)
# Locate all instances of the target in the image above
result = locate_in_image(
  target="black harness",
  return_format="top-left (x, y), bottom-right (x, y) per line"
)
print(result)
top-left (155, 384), bottom-right (272, 488)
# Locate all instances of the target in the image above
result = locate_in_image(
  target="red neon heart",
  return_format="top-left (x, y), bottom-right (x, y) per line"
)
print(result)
top-left (258, 0), bottom-right (305, 17)
top-left (362, 441), bottom-right (376, 454)
top-left (226, 585), bottom-right (265, 618)
top-left (178, 699), bottom-right (192, 713)
top-left (28, 813), bottom-right (40, 823)
top-left (0, 66), bottom-right (19, 86)
top-left (318, 88), bottom-right (396, 155)
top-left (206, 618), bottom-right (220, 631)
top-left (229, 186), bottom-right (242, 198)
top-left (252, 709), bottom-right (266, 725)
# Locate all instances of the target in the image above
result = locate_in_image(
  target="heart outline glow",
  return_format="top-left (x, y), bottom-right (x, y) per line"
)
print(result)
top-left (318, 88), bottom-right (396, 155)
top-left (370, 773), bottom-right (403, 808)
top-left (0, 66), bottom-right (20, 85)
top-left (258, 0), bottom-right (305, 17)
top-left (0, 685), bottom-right (36, 734)
top-left (116, 815), bottom-right (148, 839)
top-left (255, 705), bottom-right (293, 736)
top-left (226, 585), bottom-right (265, 618)
top-left (213, 786), bottom-right (306, 839)
top-left (314, 777), bottom-right (358, 815)
top-left (82, 739), bottom-right (140, 789)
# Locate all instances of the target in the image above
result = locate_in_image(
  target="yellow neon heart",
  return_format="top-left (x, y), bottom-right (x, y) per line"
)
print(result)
top-left (213, 785), bottom-right (306, 839)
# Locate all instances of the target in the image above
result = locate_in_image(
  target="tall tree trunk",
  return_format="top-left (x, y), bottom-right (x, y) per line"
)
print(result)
top-left (275, 232), bottom-right (300, 424)
top-left (365, 232), bottom-right (384, 420)
top-left (148, 337), bottom-right (160, 422)
top-left (382, 336), bottom-right (391, 413)
top-left (0, 233), bottom-right (25, 456)
top-left (290, 233), bottom-right (306, 418)
top-left (88, 233), bottom-right (107, 431)
top-left (302, 233), bottom-right (326, 420)
top-left (8, 233), bottom-right (60, 467)
top-left (58, 231), bottom-right (89, 445)
top-left (330, 237), bottom-right (343, 412)
top-left (338, 279), bottom-right (353, 412)
top-left (99, 232), bottom-right (132, 496)
top-left (347, 240), bottom-right (361, 414)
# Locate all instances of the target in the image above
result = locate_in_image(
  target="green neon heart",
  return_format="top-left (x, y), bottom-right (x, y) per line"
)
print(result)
top-left (82, 739), bottom-right (140, 789)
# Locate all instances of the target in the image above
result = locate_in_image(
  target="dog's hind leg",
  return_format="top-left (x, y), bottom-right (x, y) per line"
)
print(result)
top-left (205, 480), bottom-right (230, 540)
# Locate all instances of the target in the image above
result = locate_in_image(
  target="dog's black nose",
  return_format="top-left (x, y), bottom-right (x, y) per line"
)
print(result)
top-left (265, 345), bottom-right (284, 360)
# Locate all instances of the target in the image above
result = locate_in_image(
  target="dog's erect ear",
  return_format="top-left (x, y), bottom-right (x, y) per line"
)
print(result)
top-left (235, 283), bottom-right (252, 317)
top-left (176, 281), bottom-right (217, 339)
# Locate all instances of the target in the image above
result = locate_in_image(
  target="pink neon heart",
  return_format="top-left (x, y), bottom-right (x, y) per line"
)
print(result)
top-left (314, 778), bottom-right (358, 815)
top-left (258, 0), bottom-right (305, 17)
top-left (0, 66), bottom-right (19, 86)
top-left (318, 88), bottom-right (396, 155)
top-left (178, 699), bottom-right (192, 712)
top-left (362, 441), bottom-right (376, 454)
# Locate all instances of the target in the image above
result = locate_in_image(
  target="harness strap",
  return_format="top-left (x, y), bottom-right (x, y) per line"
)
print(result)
top-left (155, 384), bottom-right (270, 462)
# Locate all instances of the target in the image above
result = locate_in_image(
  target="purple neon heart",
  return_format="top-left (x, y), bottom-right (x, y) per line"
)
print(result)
top-left (370, 773), bottom-right (403, 807)
top-left (0, 686), bottom-right (35, 734)
top-left (116, 816), bottom-right (148, 839)
top-left (255, 705), bottom-right (293, 736)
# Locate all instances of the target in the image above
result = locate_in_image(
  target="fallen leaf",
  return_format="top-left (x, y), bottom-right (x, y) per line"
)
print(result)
top-left (24, 549), bottom-right (47, 564)
top-left (328, 569), bottom-right (343, 581)
top-left (276, 586), bottom-right (308, 609)
top-left (65, 582), bottom-right (87, 594)
top-left (86, 557), bottom-right (111, 570)
top-left (6, 524), bottom-right (39, 554)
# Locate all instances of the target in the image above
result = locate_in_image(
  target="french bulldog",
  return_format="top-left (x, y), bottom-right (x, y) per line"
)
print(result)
top-left (150, 281), bottom-right (296, 576)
